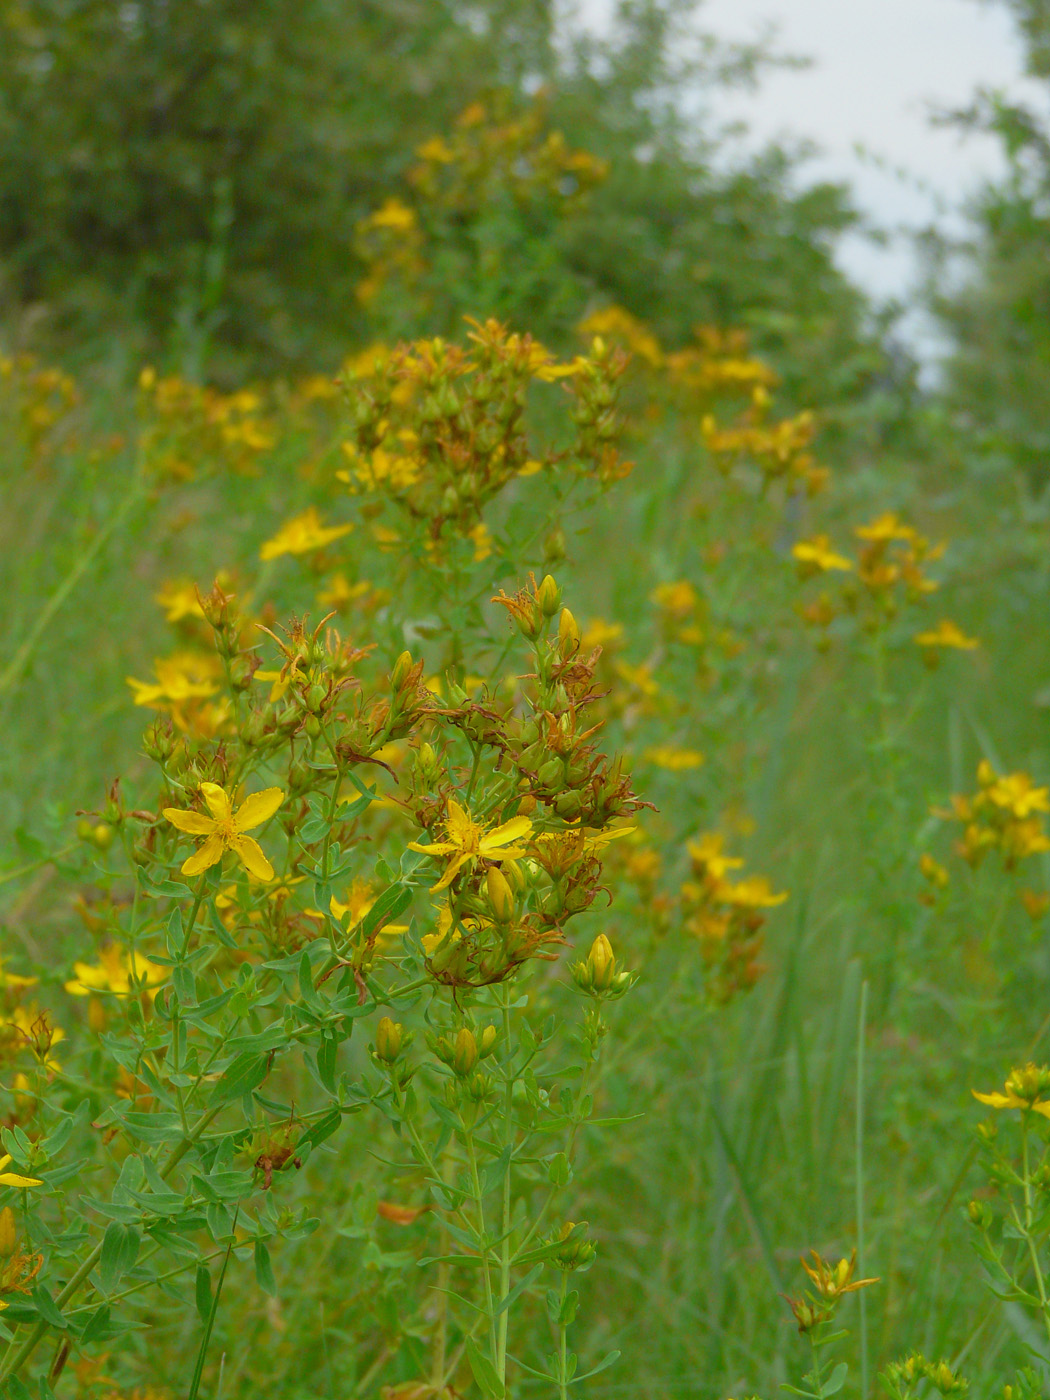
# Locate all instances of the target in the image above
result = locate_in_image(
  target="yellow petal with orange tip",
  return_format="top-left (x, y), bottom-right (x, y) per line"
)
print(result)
top-left (234, 787), bottom-right (284, 831)
top-left (231, 834), bottom-right (275, 882)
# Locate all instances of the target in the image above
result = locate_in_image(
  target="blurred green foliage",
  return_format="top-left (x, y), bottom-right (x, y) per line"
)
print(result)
top-left (0, 0), bottom-right (889, 411)
top-left (932, 0), bottom-right (1050, 489)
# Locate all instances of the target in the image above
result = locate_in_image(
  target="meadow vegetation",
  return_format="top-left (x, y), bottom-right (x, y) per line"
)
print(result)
top-left (1, 3), bottom-right (1049, 1398)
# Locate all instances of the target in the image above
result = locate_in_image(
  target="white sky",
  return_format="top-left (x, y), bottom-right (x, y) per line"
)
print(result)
top-left (570, 0), bottom-right (1040, 333)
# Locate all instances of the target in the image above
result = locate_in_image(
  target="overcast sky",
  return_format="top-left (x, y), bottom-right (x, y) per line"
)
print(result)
top-left (570, 0), bottom-right (1039, 324)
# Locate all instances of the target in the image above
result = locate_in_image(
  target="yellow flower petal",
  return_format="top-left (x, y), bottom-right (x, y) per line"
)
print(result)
top-left (231, 834), bottom-right (275, 882)
top-left (234, 787), bottom-right (284, 832)
top-left (200, 782), bottom-right (232, 823)
top-left (972, 1089), bottom-right (1019, 1109)
top-left (163, 807), bottom-right (217, 835)
top-left (407, 839), bottom-right (458, 856)
top-left (481, 815), bottom-right (533, 850)
top-left (430, 853), bottom-right (471, 892)
top-left (0, 1171), bottom-right (42, 1188)
top-left (181, 832), bottom-right (225, 876)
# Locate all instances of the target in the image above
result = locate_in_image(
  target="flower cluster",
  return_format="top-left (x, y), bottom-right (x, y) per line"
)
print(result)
top-left (937, 760), bottom-right (1050, 871)
top-left (679, 832), bottom-right (786, 1004)
top-left (339, 319), bottom-right (630, 548)
top-left (792, 512), bottom-right (966, 644)
top-left (137, 369), bottom-right (275, 482)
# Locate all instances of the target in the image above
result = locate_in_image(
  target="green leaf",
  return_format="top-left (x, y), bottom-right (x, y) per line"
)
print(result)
top-left (79, 1304), bottom-right (112, 1347)
top-left (493, 1264), bottom-right (543, 1317)
top-left (574, 1347), bottom-right (621, 1382)
top-left (254, 1239), bottom-right (277, 1296)
top-left (194, 1263), bottom-right (212, 1325)
top-left (296, 1108), bottom-right (342, 1154)
top-left (359, 883), bottom-right (412, 942)
top-left (464, 1336), bottom-right (505, 1399)
top-left (30, 1285), bottom-right (66, 1330)
top-left (210, 1052), bottom-right (271, 1106)
top-left (822, 1362), bottom-right (848, 1397)
top-left (546, 1152), bottom-right (571, 1187)
top-left (315, 1033), bottom-right (339, 1094)
top-left (99, 1223), bottom-right (140, 1292)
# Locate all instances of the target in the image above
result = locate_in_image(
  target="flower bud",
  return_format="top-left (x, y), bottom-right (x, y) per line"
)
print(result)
top-left (535, 574), bottom-right (561, 617)
top-left (543, 528), bottom-right (567, 564)
top-left (552, 1221), bottom-right (597, 1271)
top-left (486, 866), bottom-right (515, 922)
top-left (452, 1027), bottom-right (478, 1077)
top-left (967, 1198), bottom-right (992, 1229)
top-left (0, 1207), bottom-right (17, 1258)
top-left (375, 1017), bottom-right (403, 1065)
top-left (558, 608), bottom-right (581, 659)
top-left (390, 651), bottom-right (414, 692)
top-left (478, 1025), bottom-right (498, 1059)
top-left (588, 934), bottom-right (615, 991)
top-left (415, 742), bottom-right (441, 785)
top-left (538, 759), bottom-right (563, 789)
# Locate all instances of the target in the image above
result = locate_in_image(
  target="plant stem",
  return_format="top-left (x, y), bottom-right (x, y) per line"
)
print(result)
top-left (856, 978), bottom-right (869, 1400)
top-left (0, 476), bottom-right (147, 701)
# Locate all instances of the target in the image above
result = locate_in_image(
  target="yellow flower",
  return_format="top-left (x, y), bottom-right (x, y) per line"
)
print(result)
top-left (721, 876), bottom-right (788, 908)
top-left (686, 832), bottom-right (744, 882)
top-left (408, 799), bottom-right (532, 892)
top-left (154, 580), bottom-right (206, 624)
top-left (644, 746), bottom-right (704, 771)
top-left (64, 944), bottom-right (169, 1001)
top-left (982, 769), bottom-right (1050, 820)
top-left (362, 196), bottom-right (418, 231)
top-left (853, 512), bottom-right (917, 543)
top-left (800, 1249), bottom-right (878, 1301)
top-left (329, 879), bottom-right (409, 941)
top-left (650, 580), bottom-right (699, 618)
top-left (791, 535), bottom-right (854, 573)
top-left (914, 619), bottom-right (979, 651)
top-left (126, 651), bottom-right (221, 709)
top-left (973, 1062), bottom-right (1050, 1116)
top-left (470, 522), bottom-right (493, 562)
top-left (164, 783), bottom-right (284, 881)
top-left (259, 507), bottom-right (352, 560)
top-left (0, 1157), bottom-right (41, 1189)
top-left (416, 136), bottom-right (455, 164)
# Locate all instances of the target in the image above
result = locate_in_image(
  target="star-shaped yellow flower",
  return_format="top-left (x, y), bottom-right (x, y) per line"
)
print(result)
top-left (791, 535), bottom-right (854, 573)
top-left (408, 799), bottom-right (532, 892)
top-left (164, 783), bottom-right (284, 881)
top-left (973, 1063), bottom-right (1050, 1117)
top-left (259, 507), bottom-right (352, 561)
top-left (914, 619), bottom-right (979, 652)
top-left (64, 943), bottom-right (169, 1001)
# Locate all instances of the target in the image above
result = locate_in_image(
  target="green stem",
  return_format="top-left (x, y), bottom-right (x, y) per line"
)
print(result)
top-left (0, 1100), bottom-right (224, 1383)
top-left (1021, 1117), bottom-right (1050, 1349)
top-left (462, 1116), bottom-right (497, 1358)
top-left (495, 989), bottom-right (515, 1383)
top-left (556, 1272), bottom-right (570, 1400)
top-left (0, 477), bottom-right (147, 701)
top-left (856, 979), bottom-right (869, 1400)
